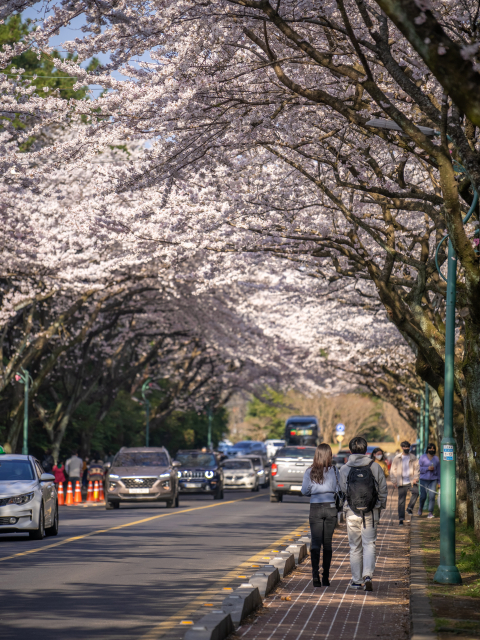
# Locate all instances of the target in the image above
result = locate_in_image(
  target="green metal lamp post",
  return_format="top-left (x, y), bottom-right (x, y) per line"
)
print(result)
top-left (419, 395), bottom-right (425, 455)
top-left (424, 383), bottom-right (430, 451)
top-left (141, 379), bottom-right (152, 447)
top-left (15, 369), bottom-right (33, 456)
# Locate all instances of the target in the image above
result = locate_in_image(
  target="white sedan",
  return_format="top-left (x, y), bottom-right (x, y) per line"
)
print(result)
top-left (0, 454), bottom-right (58, 539)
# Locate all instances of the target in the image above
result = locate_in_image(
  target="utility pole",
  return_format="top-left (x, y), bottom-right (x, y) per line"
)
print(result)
top-left (15, 369), bottom-right (33, 456)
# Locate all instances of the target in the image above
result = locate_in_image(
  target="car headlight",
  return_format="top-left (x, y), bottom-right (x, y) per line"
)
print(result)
top-left (248, 472), bottom-right (256, 478)
top-left (177, 471), bottom-right (182, 478)
top-left (258, 470), bottom-right (265, 475)
top-left (205, 471), bottom-right (214, 479)
top-left (109, 474), bottom-right (120, 479)
top-left (7, 492), bottom-right (34, 505)
top-left (159, 472), bottom-right (170, 478)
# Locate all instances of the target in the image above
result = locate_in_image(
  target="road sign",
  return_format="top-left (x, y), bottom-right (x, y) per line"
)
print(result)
top-left (336, 434), bottom-right (344, 444)
top-left (443, 444), bottom-right (454, 461)
top-left (335, 423), bottom-right (345, 434)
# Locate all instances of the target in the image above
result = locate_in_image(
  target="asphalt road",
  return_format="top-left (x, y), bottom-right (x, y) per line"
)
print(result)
top-left (0, 488), bottom-right (310, 640)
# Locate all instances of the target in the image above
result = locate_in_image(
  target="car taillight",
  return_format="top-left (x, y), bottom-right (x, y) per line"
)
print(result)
top-left (271, 463), bottom-right (278, 477)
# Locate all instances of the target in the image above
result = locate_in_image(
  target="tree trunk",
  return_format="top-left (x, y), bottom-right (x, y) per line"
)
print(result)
top-left (462, 329), bottom-right (480, 538)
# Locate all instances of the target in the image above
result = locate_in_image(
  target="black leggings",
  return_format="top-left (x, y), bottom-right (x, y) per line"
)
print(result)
top-left (309, 503), bottom-right (337, 577)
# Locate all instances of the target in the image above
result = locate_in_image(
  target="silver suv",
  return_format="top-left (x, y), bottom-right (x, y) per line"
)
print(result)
top-left (105, 447), bottom-right (180, 509)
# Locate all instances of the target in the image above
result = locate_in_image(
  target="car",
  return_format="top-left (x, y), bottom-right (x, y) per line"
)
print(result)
top-left (221, 457), bottom-right (259, 491)
top-left (175, 450), bottom-right (224, 499)
top-left (269, 445), bottom-right (316, 502)
top-left (265, 439), bottom-right (285, 460)
top-left (105, 447), bottom-right (180, 509)
top-left (333, 449), bottom-right (350, 468)
top-left (0, 454), bottom-right (58, 539)
top-left (243, 454), bottom-right (270, 488)
top-left (228, 441), bottom-right (267, 457)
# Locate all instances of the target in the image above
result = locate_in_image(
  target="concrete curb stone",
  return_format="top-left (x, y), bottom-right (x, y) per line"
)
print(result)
top-left (184, 611), bottom-right (234, 640)
top-left (247, 565), bottom-right (280, 598)
top-left (285, 542), bottom-right (307, 565)
top-left (220, 585), bottom-right (263, 628)
top-left (410, 517), bottom-right (437, 640)
top-left (265, 552), bottom-right (295, 577)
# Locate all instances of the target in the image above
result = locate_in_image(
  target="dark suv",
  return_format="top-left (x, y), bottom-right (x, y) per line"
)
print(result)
top-left (175, 450), bottom-right (224, 499)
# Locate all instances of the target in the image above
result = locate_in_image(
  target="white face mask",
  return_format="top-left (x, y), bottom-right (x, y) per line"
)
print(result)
top-left (375, 453), bottom-right (383, 460)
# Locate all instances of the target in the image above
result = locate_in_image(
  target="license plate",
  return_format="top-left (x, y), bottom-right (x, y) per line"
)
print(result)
top-left (185, 482), bottom-right (203, 488)
top-left (290, 485), bottom-right (302, 491)
top-left (129, 488), bottom-right (150, 494)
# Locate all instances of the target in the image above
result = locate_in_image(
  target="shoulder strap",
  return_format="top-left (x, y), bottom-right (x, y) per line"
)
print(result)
top-left (368, 460), bottom-right (375, 468)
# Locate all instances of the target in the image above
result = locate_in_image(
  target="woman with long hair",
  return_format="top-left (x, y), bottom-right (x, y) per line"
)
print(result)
top-left (301, 443), bottom-right (338, 588)
top-left (370, 447), bottom-right (389, 478)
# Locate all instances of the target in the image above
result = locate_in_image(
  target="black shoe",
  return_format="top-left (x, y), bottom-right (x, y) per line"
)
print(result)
top-left (407, 508), bottom-right (413, 515)
top-left (399, 520), bottom-right (404, 526)
top-left (363, 576), bottom-right (373, 591)
top-left (312, 572), bottom-right (321, 588)
top-left (322, 575), bottom-right (330, 587)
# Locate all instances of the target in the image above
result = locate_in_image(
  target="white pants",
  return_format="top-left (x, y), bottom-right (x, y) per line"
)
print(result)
top-left (346, 511), bottom-right (379, 582)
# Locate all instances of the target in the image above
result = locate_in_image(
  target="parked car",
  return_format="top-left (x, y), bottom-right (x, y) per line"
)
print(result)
top-left (333, 449), bottom-right (350, 469)
top-left (105, 447), bottom-right (180, 509)
top-left (221, 457), bottom-right (259, 491)
top-left (0, 454), bottom-right (58, 539)
top-left (244, 454), bottom-right (270, 488)
top-left (265, 439), bottom-right (285, 460)
top-left (270, 446), bottom-right (316, 502)
top-left (175, 450), bottom-right (224, 499)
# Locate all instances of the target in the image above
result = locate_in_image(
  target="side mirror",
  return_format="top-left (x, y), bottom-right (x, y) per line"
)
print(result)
top-left (104, 461), bottom-right (112, 470)
top-left (40, 473), bottom-right (55, 482)
top-left (172, 461), bottom-right (181, 468)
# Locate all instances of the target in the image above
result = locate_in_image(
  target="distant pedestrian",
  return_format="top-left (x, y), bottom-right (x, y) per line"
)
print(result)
top-left (82, 456), bottom-right (90, 488)
top-left (53, 461), bottom-right (66, 488)
top-left (301, 443), bottom-right (338, 587)
top-left (42, 449), bottom-right (54, 474)
top-left (65, 451), bottom-right (83, 488)
top-left (418, 443), bottom-right (440, 518)
top-left (370, 448), bottom-right (389, 478)
top-left (339, 437), bottom-right (388, 592)
top-left (390, 441), bottom-right (420, 525)
top-left (88, 455), bottom-right (105, 486)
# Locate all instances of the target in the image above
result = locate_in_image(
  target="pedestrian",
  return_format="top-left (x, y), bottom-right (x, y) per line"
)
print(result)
top-left (339, 436), bottom-right (388, 592)
top-left (53, 460), bottom-right (66, 489)
top-left (370, 447), bottom-right (389, 477)
top-left (301, 443), bottom-right (338, 588)
top-left (390, 441), bottom-right (420, 525)
top-left (82, 456), bottom-right (90, 488)
top-left (65, 451), bottom-right (83, 489)
top-left (42, 449), bottom-right (54, 474)
top-left (418, 443), bottom-right (440, 518)
top-left (88, 454), bottom-right (105, 487)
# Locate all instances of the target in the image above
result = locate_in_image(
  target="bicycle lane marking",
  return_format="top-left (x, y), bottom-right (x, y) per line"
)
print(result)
top-left (140, 520), bottom-right (310, 640)
top-left (0, 493), bottom-right (265, 564)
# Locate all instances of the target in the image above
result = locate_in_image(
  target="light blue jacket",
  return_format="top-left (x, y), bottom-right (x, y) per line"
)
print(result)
top-left (301, 467), bottom-right (338, 504)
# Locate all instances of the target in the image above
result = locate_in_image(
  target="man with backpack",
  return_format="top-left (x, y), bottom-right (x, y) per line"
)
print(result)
top-left (339, 437), bottom-right (388, 592)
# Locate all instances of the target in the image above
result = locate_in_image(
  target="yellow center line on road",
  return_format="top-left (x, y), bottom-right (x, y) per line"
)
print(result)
top-left (140, 521), bottom-right (310, 640)
top-left (0, 494), bottom-right (266, 564)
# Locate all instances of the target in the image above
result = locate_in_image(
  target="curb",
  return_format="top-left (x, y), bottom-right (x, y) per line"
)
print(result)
top-left (410, 517), bottom-right (437, 640)
top-left (182, 530), bottom-right (309, 640)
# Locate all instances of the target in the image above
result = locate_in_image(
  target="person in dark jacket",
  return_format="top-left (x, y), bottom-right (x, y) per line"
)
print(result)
top-left (418, 443), bottom-right (440, 518)
top-left (301, 443), bottom-right (338, 588)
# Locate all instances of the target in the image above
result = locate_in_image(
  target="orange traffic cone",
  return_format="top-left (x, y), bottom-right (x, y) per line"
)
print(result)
top-left (57, 483), bottom-right (64, 506)
top-left (65, 481), bottom-right (74, 506)
top-left (98, 483), bottom-right (105, 501)
top-left (86, 480), bottom-right (94, 502)
top-left (74, 481), bottom-right (83, 503)
top-left (93, 480), bottom-right (99, 502)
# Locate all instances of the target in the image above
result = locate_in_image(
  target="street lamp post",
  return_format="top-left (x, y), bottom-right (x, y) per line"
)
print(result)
top-left (15, 369), bottom-right (33, 456)
top-left (424, 383), bottom-right (430, 450)
top-left (141, 379), bottom-right (152, 447)
top-left (207, 405), bottom-right (213, 451)
top-left (366, 117), bottom-right (473, 585)
top-left (420, 395), bottom-right (425, 456)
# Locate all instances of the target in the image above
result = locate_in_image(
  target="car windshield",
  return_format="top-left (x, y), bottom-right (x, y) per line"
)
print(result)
top-left (222, 460), bottom-right (252, 470)
top-left (114, 452), bottom-right (168, 467)
top-left (276, 447), bottom-right (316, 459)
top-left (249, 458), bottom-right (262, 468)
top-left (176, 453), bottom-right (216, 468)
top-left (0, 460), bottom-right (35, 481)
top-left (232, 443), bottom-right (251, 449)
top-left (335, 450), bottom-right (350, 457)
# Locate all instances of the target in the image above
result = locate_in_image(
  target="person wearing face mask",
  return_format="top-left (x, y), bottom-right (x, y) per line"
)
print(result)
top-left (370, 448), bottom-right (389, 478)
top-left (390, 441), bottom-right (420, 525)
top-left (418, 443), bottom-right (440, 518)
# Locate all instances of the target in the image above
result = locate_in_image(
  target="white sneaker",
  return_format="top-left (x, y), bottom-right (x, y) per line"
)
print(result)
top-left (427, 513), bottom-right (435, 519)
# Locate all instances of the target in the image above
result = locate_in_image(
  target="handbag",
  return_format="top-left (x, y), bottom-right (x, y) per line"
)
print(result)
top-left (333, 466), bottom-right (346, 512)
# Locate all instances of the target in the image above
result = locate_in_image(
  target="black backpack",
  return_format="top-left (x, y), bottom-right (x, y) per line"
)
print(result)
top-left (346, 461), bottom-right (378, 527)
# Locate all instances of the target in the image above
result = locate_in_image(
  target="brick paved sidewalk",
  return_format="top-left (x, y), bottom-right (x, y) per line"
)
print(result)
top-left (239, 490), bottom-right (410, 640)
